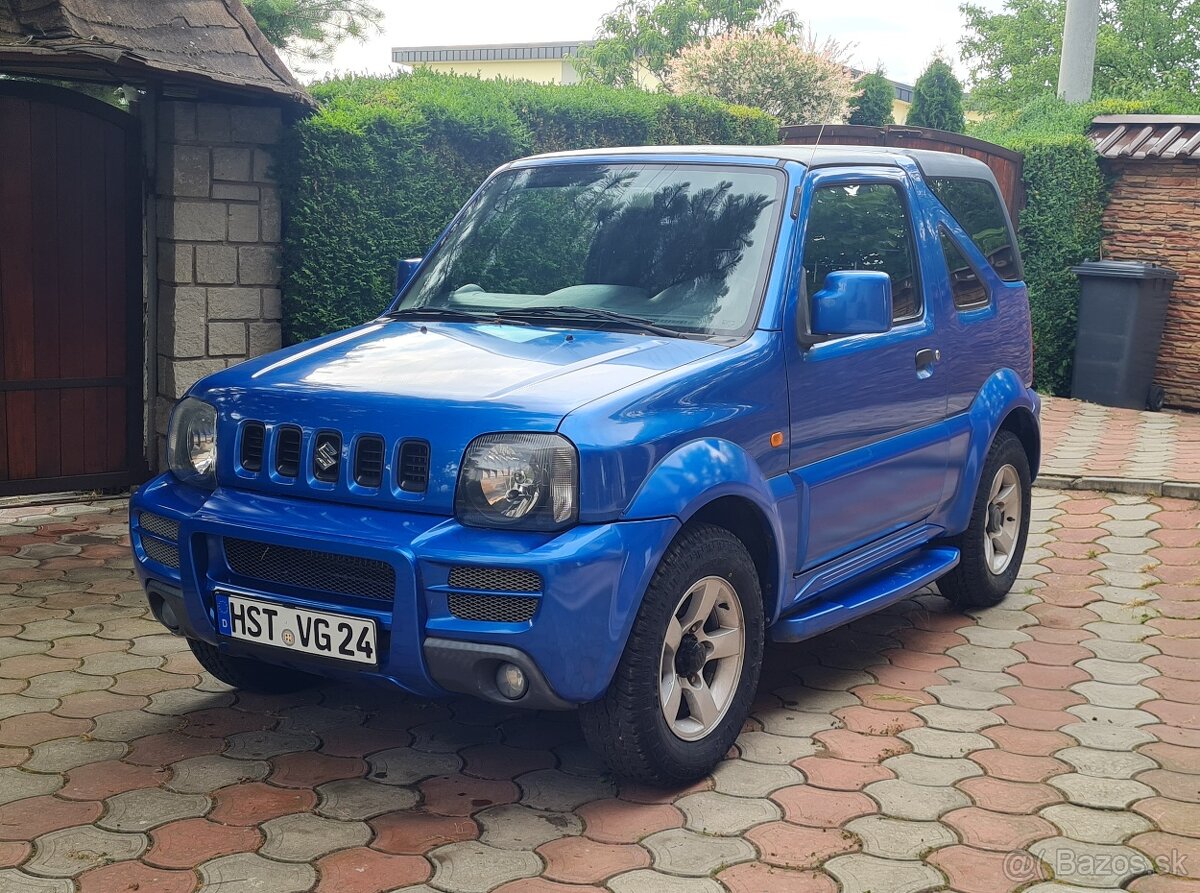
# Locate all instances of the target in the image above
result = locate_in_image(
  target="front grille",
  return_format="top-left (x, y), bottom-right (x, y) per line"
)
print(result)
top-left (398, 440), bottom-right (430, 492)
top-left (138, 512), bottom-right (180, 542)
top-left (448, 566), bottom-right (542, 593)
top-left (224, 537), bottom-right (396, 601)
top-left (448, 593), bottom-right (539, 623)
top-left (276, 426), bottom-right (302, 477)
top-left (241, 422), bottom-right (265, 472)
top-left (142, 537), bottom-right (180, 569)
top-left (354, 436), bottom-right (385, 488)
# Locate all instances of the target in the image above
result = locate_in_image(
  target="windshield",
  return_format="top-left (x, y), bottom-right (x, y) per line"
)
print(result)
top-left (397, 162), bottom-right (785, 337)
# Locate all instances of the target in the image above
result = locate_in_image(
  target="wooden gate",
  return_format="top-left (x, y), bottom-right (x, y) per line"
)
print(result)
top-left (0, 82), bottom-right (143, 496)
top-left (780, 124), bottom-right (1026, 220)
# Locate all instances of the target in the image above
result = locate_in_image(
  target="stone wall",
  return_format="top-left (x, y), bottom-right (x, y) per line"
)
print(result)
top-left (154, 99), bottom-right (284, 463)
top-left (1101, 160), bottom-right (1200, 411)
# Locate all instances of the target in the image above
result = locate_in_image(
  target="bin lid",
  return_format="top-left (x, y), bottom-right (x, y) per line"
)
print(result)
top-left (1071, 260), bottom-right (1179, 281)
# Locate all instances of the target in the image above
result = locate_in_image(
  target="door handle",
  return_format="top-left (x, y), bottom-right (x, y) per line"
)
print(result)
top-left (915, 348), bottom-right (941, 377)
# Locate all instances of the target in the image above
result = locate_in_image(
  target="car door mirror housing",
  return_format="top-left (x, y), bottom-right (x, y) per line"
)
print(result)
top-left (394, 257), bottom-right (423, 295)
top-left (810, 270), bottom-right (893, 337)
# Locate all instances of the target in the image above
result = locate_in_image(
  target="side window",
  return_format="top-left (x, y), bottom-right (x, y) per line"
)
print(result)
top-left (940, 230), bottom-right (990, 310)
top-left (927, 177), bottom-right (1020, 281)
top-left (803, 183), bottom-right (921, 322)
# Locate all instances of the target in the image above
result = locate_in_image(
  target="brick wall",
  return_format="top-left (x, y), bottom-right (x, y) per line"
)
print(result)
top-left (1100, 160), bottom-right (1200, 410)
top-left (154, 100), bottom-right (284, 463)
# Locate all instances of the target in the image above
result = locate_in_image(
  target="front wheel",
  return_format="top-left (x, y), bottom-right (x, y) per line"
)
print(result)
top-left (580, 524), bottom-right (764, 785)
top-left (937, 430), bottom-right (1032, 608)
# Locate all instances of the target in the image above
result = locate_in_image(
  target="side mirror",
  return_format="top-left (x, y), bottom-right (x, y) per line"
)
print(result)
top-left (810, 270), bottom-right (893, 337)
top-left (394, 257), bottom-right (423, 295)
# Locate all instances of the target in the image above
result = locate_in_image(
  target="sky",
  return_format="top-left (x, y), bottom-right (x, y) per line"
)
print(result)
top-left (308, 0), bottom-right (1006, 87)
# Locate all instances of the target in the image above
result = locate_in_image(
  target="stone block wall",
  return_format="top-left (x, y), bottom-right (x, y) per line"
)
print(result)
top-left (1101, 160), bottom-right (1200, 411)
top-left (154, 99), bottom-right (285, 462)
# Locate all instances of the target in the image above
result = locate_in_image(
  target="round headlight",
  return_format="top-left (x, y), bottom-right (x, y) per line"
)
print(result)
top-left (167, 397), bottom-right (218, 487)
top-left (456, 433), bottom-right (577, 531)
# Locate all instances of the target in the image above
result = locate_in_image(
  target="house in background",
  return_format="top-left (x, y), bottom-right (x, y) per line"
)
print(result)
top-left (0, 0), bottom-right (312, 498)
top-left (391, 41), bottom-right (916, 123)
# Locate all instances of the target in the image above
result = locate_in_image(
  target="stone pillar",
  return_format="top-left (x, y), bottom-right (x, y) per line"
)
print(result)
top-left (154, 99), bottom-right (285, 465)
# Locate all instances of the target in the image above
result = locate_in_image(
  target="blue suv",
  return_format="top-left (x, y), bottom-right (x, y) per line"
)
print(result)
top-left (132, 146), bottom-right (1038, 783)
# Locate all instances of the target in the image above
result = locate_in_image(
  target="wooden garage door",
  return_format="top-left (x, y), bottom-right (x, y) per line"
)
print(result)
top-left (0, 82), bottom-right (143, 496)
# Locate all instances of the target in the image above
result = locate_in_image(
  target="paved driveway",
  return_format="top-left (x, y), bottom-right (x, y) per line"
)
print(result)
top-left (0, 489), bottom-right (1197, 893)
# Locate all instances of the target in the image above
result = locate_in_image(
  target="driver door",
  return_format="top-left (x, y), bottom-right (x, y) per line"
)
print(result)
top-left (785, 168), bottom-right (949, 571)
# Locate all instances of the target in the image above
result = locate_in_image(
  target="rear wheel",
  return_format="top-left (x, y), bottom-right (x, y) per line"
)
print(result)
top-left (580, 524), bottom-right (764, 785)
top-left (188, 639), bottom-right (318, 694)
top-left (937, 430), bottom-right (1032, 608)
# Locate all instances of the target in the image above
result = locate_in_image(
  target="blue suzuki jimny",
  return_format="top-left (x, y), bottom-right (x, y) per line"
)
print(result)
top-left (133, 145), bottom-right (1038, 783)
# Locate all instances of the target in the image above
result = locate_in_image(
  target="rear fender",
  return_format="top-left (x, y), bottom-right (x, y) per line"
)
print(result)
top-left (623, 438), bottom-right (797, 622)
top-left (939, 369), bottom-right (1041, 534)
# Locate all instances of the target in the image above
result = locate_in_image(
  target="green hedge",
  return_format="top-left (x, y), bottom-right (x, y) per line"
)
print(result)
top-left (972, 96), bottom-right (1200, 395)
top-left (279, 71), bottom-right (779, 344)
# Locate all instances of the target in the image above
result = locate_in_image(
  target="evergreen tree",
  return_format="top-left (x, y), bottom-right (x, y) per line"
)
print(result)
top-left (907, 58), bottom-right (966, 132)
top-left (848, 70), bottom-right (895, 126)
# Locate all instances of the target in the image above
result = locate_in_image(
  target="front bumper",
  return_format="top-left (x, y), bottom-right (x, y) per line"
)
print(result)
top-left (130, 474), bottom-right (678, 705)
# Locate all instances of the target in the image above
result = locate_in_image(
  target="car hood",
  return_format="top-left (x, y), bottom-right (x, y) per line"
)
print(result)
top-left (192, 319), bottom-right (725, 512)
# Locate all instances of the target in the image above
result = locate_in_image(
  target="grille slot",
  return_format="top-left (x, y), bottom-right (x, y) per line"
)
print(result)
top-left (224, 538), bottom-right (396, 601)
top-left (138, 512), bottom-right (180, 542)
top-left (313, 431), bottom-right (342, 483)
top-left (354, 436), bottom-right (386, 488)
top-left (275, 426), bottom-right (302, 477)
top-left (448, 593), bottom-right (538, 623)
top-left (448, 566), bottom-right (541, 593)
top-left (398, 440), bottom-right (430, 493)
top-left (241, 422), bottom-right (265, 472)
top-left (142, 537), bottom-right (180, 569)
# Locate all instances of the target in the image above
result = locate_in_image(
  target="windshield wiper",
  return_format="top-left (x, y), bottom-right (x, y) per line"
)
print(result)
top-left (494, 305), bottom-right (680, 337)
top-left (384, 307), bottom-right (525, 324)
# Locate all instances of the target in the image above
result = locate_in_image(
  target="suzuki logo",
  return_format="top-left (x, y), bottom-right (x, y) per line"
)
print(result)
top-left (315, 440), bottom-right (339, 472)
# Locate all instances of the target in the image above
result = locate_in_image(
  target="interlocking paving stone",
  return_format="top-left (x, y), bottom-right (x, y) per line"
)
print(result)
top-left (1040, 803), bottom-right (1153, 844)
top-left (0, 767), bottom-right (62, 805)
top-left (198, 852), bottom-right (316, 892)
top-left (644, 827), bottom-right (756, 876)
top-left (367, 748), bottom-right (462, 786)
top-left (259, 812), bottom-right (371, 862)
top-left (755, 707), bottom-right (840, 737)
top-left (709, 758), bottom-right (803, 797)
top-left (25, 825), bottom-right (147, 877)
top-left (1050, 774), bottom-right (1157, 810)
top-left (676, 790), bottom-right (780, 835)
top-left (1061, 722), bottom-right (1157, 751)
top-left (1055, 746), bottom-right (1158, 779)
top-left (223, 729), bottom-right (320, 760)
top-left (97, 787), bottom-right (210, 831)
top-left (1030, 837), bottom-right (1154, 888)
top-left (734, 730), bottom-right (819, 763)
top-left (898, 728), bottom-right (994, 759)
top-left (865, 779), bottom-right (971, 820)
top-left (516, 769), bottom-right (613, 812)
top-left (883, 753), bottom-right (984, 786)
top-left (166, 754), bottom-right (270, 793)
top-left (0, 870), bottom-right (73, 892)
top-left (913, 704), bottom-right (1002, 732)
top-left (845, 815), bottom-right (956, 860)
top-left (316, 777), bottom-right (418, 819)
top-left (476, 803), bottom-right (581, 849)
top-left (428, 840), bottom-right (540, 893)
top-left (823, 853), bottom-right (945, 893)
top-left (607, 869), bottom-right (724, 893)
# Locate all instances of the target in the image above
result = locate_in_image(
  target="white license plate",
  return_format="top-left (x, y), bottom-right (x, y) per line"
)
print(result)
top-left (215, 593), bottom-right (377, 665)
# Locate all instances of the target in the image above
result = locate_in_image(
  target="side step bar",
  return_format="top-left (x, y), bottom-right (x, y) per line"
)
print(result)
top-left (770, 546), bottom-right (960, 643)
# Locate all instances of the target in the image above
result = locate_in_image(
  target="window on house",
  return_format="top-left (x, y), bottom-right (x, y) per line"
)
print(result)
top-left (802, 182), bottom-right (921, 322)
top-left (928, 177), bottom-right (1020, 281)
top-left (940, 230), bottom-right (990, 309)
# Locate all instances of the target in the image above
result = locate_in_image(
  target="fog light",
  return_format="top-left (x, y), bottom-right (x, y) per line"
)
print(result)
top-left (158, 599), bottom-right (181, 633)
top-left (495, 662), bottom-right (528, 700)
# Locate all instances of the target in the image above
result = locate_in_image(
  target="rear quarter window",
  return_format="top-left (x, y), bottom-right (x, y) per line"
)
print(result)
top-left (928, 177), bottom-right (1022, 282)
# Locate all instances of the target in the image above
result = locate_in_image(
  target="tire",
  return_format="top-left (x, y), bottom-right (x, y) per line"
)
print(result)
top-left (188, 639), bottom-right (318, 694)
top-left (580, 523), bottom-right (764, 785)
top-left (1148, 385), bottom-right (1165, 412)
top-left (937, 430), bottom-right (1032, 609)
